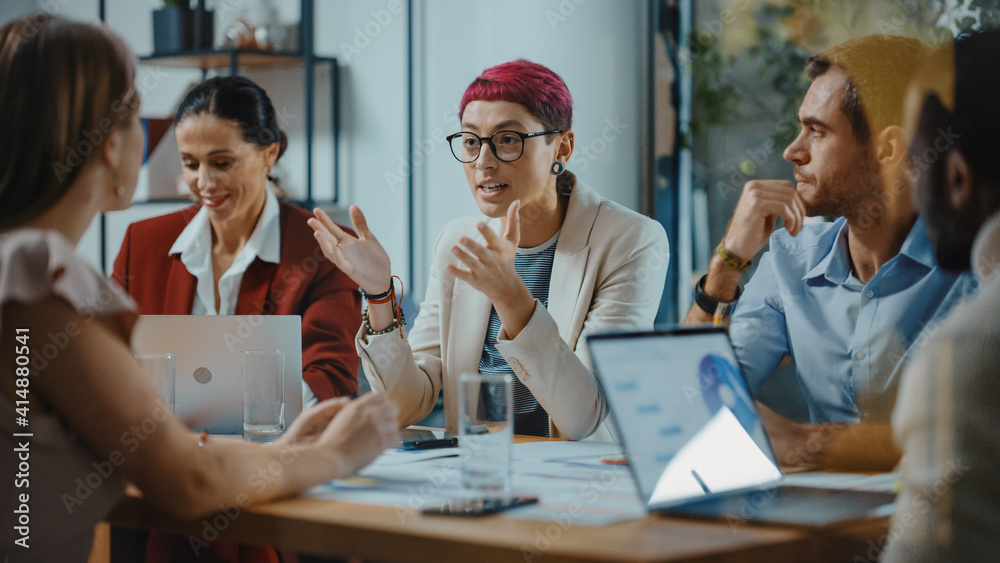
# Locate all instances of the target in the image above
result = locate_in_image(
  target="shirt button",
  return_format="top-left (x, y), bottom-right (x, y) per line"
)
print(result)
top-left (509, 359), bottom-right (527, 380)
top-left (865, 290), bottom-right (875, 298)
top-left (856, 351), bottom-right (866, 360)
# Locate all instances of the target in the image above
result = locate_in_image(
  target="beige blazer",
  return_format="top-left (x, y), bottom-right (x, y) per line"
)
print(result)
top-left (357, 182), bottom-right (669, 440)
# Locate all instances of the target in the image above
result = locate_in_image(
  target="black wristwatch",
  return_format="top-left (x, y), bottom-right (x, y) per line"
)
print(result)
top-left (693, 274), bottom-right (741, 319)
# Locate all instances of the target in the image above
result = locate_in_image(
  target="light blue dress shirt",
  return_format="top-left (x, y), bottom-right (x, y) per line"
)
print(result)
top-left (730, 217), bottom-right (976, 424)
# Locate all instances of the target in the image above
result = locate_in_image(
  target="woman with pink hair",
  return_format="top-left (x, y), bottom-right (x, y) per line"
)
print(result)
top-left (310, 59), bottom-right (669, 440)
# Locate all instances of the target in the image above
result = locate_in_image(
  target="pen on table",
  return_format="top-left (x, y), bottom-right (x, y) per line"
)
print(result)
top-left (691, 469), bottom-right (712, 494)
top-left (398, 437), bottom-right (459, 450)
top-left (600, 456), bottom-right (628, 466)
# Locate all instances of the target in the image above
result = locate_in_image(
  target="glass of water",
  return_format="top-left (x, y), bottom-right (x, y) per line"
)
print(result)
top-left (457, 372), bottom-right (513, 493)
top-left (243, 350), bottom-right (284, 443)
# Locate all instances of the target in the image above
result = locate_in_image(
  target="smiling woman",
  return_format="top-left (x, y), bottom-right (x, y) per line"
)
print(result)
top-left (309, 59), bottom-right (671, 440)
top-left (112, 76), bottom-right (363, 403)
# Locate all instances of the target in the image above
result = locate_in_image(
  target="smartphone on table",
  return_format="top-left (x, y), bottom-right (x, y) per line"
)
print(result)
top-left (422, 496), bottom-right (539, 516)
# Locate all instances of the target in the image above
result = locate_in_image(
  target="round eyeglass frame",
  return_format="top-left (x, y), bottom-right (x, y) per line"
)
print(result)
top-left (445, 129), bottom-right (564, 163)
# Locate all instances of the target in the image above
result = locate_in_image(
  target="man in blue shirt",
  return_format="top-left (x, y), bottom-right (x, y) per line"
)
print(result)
top-left (684, 35), bottom-right (975, 470)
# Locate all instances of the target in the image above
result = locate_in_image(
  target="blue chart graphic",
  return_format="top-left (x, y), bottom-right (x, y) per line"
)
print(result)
top-left (697, 354), bottom-right (757, 432)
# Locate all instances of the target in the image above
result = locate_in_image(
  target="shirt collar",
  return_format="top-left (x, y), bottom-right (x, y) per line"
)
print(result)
top-left (802, 217), bottom-right (851, 283)
top-left (896, 216), bottom-right (936, 270)
top-left (245, 189), bottom-right (281, 264)
top-left (802, 216), bottom-right (936, 283)
top-left (169, 190), bottom-right (281, 264)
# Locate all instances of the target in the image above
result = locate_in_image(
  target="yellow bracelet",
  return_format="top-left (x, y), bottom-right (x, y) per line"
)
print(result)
top-left (716, 241), bottom-right (752, 274)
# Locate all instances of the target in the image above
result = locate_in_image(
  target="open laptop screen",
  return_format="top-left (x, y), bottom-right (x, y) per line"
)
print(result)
top-left (588, 327), bottom-right (781, 508)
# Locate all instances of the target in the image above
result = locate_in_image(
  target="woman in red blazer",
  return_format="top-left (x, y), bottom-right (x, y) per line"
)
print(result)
top-left (113, 76), bottom-right (360, 402)
top-left (114, 75), bottom-right (363, 563)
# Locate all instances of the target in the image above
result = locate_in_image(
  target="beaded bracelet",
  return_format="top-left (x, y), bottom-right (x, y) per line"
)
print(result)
top-left (362, 306), bottom-right (406, 336)
top-left (715, 241), bottom-right (752, 274)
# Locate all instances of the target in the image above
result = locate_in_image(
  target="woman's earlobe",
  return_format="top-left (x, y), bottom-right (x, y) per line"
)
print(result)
top-left (947, 149), bottom-right (973, 209)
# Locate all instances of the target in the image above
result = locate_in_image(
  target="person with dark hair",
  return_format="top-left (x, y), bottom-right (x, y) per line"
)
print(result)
top-left (112, 75), bottom-right (362, 403)
top-left (0, 15), bottom-right (398, 562)
top-left (309, 59), bottom-right (669, 440)
top-left (884, 31), bottom-right (1000, 562)
top-left (682, 35), bottom-right (976, 470)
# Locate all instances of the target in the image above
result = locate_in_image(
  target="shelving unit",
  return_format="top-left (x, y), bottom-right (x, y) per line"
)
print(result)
top-left (97, 0), bottom-right (339, 272)
top-left (138, 47), bottom-right (340, 208)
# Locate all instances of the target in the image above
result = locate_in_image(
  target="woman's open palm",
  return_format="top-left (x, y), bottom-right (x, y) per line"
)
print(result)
top-left (309, 205), bottom-right (393, 294)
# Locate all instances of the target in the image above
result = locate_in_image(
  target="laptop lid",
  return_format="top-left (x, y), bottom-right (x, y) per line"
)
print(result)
top-left (132, 315), bottom-right (303, 434)
top-left (588, 326), bottom-right (783, 510)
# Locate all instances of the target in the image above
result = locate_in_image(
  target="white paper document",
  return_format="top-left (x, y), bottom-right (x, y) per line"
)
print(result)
top-left (304, 440), bottom-right (644, 526)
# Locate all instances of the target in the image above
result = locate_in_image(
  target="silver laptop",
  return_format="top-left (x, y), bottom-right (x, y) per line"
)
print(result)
top-left (132, 315), bottom-right (303, 434)
top-left (587, 326), bottom-right (895, 528)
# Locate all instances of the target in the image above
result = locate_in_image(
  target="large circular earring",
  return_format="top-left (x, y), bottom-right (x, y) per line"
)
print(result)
top-left (551, 162), bottom-right (565, 175)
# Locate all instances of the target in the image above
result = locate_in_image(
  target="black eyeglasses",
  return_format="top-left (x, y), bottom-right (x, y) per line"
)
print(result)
top-left (445, 129), bottom-right (563, 163)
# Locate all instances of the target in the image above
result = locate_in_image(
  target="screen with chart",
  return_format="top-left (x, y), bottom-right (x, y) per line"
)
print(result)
top-left (589, 329), bottom-right (782, 508)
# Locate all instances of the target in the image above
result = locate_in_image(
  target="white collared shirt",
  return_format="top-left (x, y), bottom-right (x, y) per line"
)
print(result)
top-left (169, 189), bottom-right (282, 315)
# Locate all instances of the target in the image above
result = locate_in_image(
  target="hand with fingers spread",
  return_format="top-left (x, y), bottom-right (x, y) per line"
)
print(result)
top-left (723, 180), bottom-right (808, 263)
top-left (308, 205), bottom-right (393, 295)
top-left (444, 200), bottom-right (536, 338)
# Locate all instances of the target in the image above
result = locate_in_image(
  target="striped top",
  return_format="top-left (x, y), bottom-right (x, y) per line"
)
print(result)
top-left (478, 232), bottom-right (559, 437)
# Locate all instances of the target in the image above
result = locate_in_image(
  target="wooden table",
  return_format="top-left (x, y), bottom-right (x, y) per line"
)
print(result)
top-left (102, 433), bottom-right (892, 562)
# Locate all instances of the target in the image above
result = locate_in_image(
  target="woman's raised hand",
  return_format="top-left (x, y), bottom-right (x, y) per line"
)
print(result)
top-left (444, 200), bottom-right (536, 338)
top-left (309, 205), bottom-right (393, 294)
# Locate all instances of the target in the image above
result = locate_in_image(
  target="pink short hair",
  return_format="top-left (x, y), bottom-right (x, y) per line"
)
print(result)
top-left (459, 59), bottom-right (573, 132)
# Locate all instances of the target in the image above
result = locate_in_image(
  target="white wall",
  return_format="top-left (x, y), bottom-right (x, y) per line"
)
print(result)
top-left (313, 0), bottom-right (410, 285)
top-left (4, 1), bottom-right (650, 294)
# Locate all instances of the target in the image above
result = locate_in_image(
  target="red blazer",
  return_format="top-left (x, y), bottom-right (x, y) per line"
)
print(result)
top-left (112, 203), bottom-right (361, 400)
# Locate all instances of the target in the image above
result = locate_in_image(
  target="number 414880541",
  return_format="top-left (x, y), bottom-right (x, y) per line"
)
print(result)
top-left (14, 328), bottom-right (30, 410)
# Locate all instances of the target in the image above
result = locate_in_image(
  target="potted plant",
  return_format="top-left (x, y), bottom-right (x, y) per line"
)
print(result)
top-left (152, 0), bottom-right (213, 54)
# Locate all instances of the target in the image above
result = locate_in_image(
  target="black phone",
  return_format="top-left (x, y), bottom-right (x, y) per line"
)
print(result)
top-left (398, 437), bottom-right (459, 450)
top-left (421, 496), bottom-right (539, 517)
